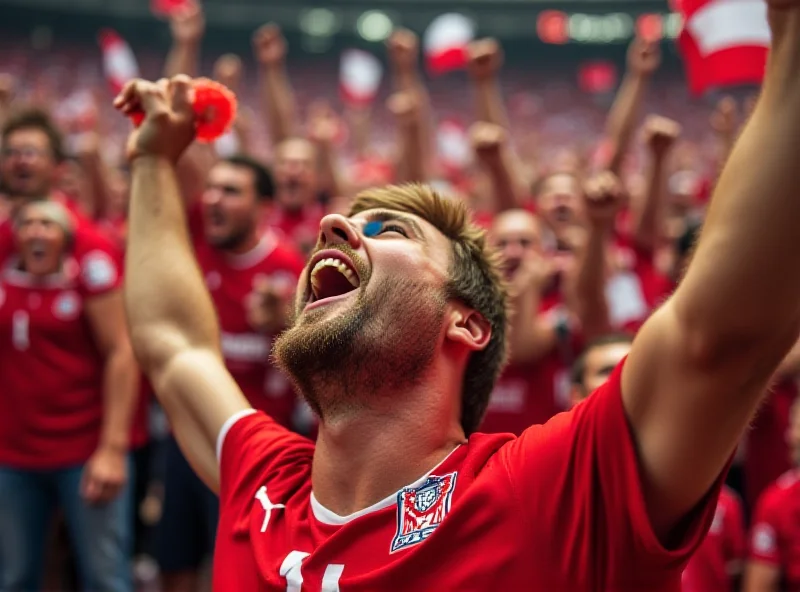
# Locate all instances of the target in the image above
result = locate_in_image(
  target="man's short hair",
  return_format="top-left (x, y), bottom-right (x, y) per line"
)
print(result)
top-left (223, 154), bottom-right (275, 201)
top-left (570, 333), bottom-right (634, 388)
top-left (14, 199), bottom-right (75, 250)
top-left (2, 108), bottom-right (65, 163)
top-left (348, 183), bottom-right (509, 436)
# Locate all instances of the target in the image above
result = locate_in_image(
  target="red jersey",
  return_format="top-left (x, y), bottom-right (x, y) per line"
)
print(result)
top-left (214, 361), bottom-right (722, 590)
top-left (480, 291), bottom-right (576, 434)
top-left (193, 231), bottom-right (305, 428)
top-left (745, 378), bottom-right (797, 508)
top-left (749, 470), bottom-right (800, 591)
top-left (681, 486), bottom-right (745, 592)
top-left (0, 255), bottom-right (120, 469)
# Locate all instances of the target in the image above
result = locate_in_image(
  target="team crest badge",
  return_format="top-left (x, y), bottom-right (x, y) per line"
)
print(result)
top-left (52, 291), bottom-right (81, 320)
top-left (391, 472), bottom-right (457, 553)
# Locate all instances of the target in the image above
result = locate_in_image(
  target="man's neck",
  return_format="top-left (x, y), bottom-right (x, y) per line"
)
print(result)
top-left (6, 191), bottom-right (56, 218)
top-left (309, 366), bottom-right (467, 517)
top-left (221, 232), bottom-right (261, 256)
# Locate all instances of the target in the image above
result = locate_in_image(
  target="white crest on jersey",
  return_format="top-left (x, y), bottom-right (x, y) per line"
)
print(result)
top-left (81, 250), bottom-right (117, 291)
top-left (52, 291), bottom-right (82, 321)
top-left (255, 486), bottom-right (285, 532)
top-left (752, 523), bottom-right (777, 555)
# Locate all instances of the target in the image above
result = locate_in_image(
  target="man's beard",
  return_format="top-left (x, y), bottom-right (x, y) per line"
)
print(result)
top-left (273, 271), bottom-right (446, 422)
top-left (207, 221), bottom-right (253, 251)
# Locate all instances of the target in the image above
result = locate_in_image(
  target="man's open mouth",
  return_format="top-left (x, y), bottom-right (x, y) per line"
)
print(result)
top-left (305, 250), bottom-right (361, 309)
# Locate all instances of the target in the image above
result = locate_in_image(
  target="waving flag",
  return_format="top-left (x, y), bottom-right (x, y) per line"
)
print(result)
top-left (424, 13), bottom-right (474, 76)
top-left (678, 0), bottom-right (770, 95)
top-left (151, 0), bottom-right (193, 18)
top-left (98, 29), bottom-right (140, 95)
top-left (437, 118), bottom-right (471, 173)
top-left (340, 49), bottom-right (383, 108)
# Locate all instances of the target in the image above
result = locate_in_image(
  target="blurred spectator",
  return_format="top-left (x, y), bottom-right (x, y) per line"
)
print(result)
top-left (481, 209), bottom-right (575, 433)
top-left (569, 333), bottom-right (633, 407)
top-left (682, 487), bottom-right (746, 592)
top-left (743, 399), bottom-right (800, 592)
top-left (0, 200), bottom-right (137, 591)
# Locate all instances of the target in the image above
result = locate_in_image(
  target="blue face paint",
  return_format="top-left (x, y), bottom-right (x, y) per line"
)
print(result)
top-left (363, 220), bottom-right (383, 237)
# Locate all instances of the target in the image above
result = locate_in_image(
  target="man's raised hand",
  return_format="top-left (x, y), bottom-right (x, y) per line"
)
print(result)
top-left (252, 24), bottom-right (288, 67)
top-left (644, 115), bottom-right (681, 158)
top-left (583, 171), bottom-right (626, 228)
top-left (627, 37), bottom-right (661, 76)
top-left (386, 29), bottom-right (419, 71)
top-left (169, 2), bottom-right (205, 45)
top-left (467, 38), bottom-right (503, 80)
top-left (470, 121), bottom-right (507, 163)
top-left (114, 76), bottom-right (196, 164)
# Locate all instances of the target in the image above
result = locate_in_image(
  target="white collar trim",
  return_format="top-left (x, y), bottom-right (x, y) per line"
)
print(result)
top-left (224, 233), bottom-right (276, 269)
top-left (310, 444), bottom-right (462, 526)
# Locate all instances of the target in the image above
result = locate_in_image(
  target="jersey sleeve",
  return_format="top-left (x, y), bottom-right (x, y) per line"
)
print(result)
top-left (749, 487), bottom-right (784, 566)
top-left (498, 359), bottom-right (725, 589)
top-left (218, 410), bottom-right (315, 531)
top-left (74, 224), bottom-right (123, 297)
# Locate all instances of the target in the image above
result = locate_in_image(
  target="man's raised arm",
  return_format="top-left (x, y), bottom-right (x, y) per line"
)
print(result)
top-left (116, 76), bottom-right (250, 493)
top-left (622, 5), bottom-right (800, 541)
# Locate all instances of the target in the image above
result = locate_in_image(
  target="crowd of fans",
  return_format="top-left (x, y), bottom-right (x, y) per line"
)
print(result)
top-left (0, 4), bottom-right (797, 591)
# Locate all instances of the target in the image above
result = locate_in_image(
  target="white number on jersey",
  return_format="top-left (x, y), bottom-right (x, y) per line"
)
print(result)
top-left (12, 310), bottom-right (30, 351)
top-left (280, 551), bottom-right (344, 592)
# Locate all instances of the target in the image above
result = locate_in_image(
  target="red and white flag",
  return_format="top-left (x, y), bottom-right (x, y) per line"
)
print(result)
top-left (437, 118), bottom-right (471, 172)
top-left (54, 90), bottom-right (97, 134)
top-left (340, 49), bottom-right (383, 108)
top-left (151, 0), bottom-right (194, 18)
top-left (424, 13), bottom-right (474, 76)
top-left (678, 0), bottom-right (770, 95)
top-left (98, 29), bottom-right (140, 95)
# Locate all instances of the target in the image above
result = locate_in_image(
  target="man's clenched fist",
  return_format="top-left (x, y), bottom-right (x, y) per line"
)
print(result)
top-left (470, 121), bottom-right (507, 162)
top-left (387, 29), bottom-right (419, 71)
top-left (169, 2), bottom-right (205, 45)
top-left (644, 115), bottom-right (681, 158)
top-left (627, 37), bottom-right (661, 76)
top-left (252, 24), bottom-right (287, 67)
top-left (583, 172), bottom-right (626, 228)
top-left (114, 76), bottom-right (195, 163)
top-left (468, 39), bottom-right (503, 80)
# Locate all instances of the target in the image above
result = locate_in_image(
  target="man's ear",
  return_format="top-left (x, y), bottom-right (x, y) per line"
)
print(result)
top-left (445, 302), bottom-right (491, 352)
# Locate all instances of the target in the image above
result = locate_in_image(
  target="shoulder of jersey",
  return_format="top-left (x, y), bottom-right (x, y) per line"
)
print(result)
top-left (269, 236), bottom-right (306, 264)
top-left (73, 218), bottom-right (120, 254)
top-left (720, 485), bottom-right (743, 505)
top-left (776, 469), bottom-right (800, 491)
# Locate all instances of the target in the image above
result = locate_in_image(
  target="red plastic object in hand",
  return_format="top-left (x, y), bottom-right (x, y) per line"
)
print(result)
top-left (127, 78), bottom-right (237, 143)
